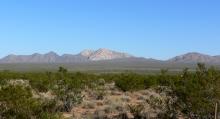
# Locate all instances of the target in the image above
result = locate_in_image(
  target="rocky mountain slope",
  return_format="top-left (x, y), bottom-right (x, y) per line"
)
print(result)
top-left (80, 48), bottom-right (133, 61)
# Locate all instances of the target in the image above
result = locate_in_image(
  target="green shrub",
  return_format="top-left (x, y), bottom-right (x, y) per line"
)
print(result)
top-left (0, 85), bottom-right (38, 118)
top-left (171, 63), bottom-right (219, 118)
top-left (53, 74), bottom-right (84, 112)
top-left (30, 79), bottom-right (50, 92)
top-left (115, 73), bottom-right (145, 91)
top-left (0, 84), bottom-right (60, 119)
top-left (144, 75), bottom-right (157, 88)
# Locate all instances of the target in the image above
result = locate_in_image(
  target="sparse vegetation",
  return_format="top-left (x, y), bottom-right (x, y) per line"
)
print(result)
top-left (0, 63), bottom-right (220, 118)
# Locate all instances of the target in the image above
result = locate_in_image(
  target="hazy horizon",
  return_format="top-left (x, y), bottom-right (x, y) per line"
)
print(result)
top-left (0, 0), bottom-right (220, 60)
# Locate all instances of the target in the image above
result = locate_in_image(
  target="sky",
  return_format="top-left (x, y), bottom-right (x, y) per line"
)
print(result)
top-left (0, 0), bottom-right (220, 60)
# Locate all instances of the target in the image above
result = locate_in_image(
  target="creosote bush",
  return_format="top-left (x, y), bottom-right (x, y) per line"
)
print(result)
top-left (114, 73), bottom-right (146, 91)
top-left (0, 85), bottom-right (60, 119)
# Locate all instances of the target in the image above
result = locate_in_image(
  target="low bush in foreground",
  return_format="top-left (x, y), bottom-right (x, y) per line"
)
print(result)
top-left (0, 85), bottom-right (60, 119)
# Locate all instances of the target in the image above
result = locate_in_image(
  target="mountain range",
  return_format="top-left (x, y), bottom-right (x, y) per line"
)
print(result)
top-left (0, 48), bottom-right (220, 64)
top-left (0, 48), bottom-right (135, 63)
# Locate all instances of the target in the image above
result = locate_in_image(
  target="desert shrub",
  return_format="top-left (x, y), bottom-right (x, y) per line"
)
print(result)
top-left (115, 73), bottom-right (146, 91)
top-left (0, 79), bottom-right (6, 85)
top-left (37, 112), bottom-right (61, 119)
top-left (0, 85), bottom-right (36, 118)
top-left (30, 79), bottom-right (50, 92)
top-left (40, 99), bottom-right (60, 113)
top-left (36, 99), bottom-right (62, 119)
top-left (143, 75), bottom-right (157, 88)
top-left (52, 69), bottom-right (84, 112)
top-left (128, 104), bottom-right (148, 119)
top-left (89, 78), bottom-right (106, 100)
top-left (53, 86), bottom-right (81, 112)
top-left (171, 63), bottom-right (219, 118)
top-left (0, 84), bottom-right (60, 119)
top-left (156, 69), bottom-right (175, 86)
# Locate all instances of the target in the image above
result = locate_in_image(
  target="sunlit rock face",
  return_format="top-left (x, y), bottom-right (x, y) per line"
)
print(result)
top-left (87, 48), bottom-right (133, 61)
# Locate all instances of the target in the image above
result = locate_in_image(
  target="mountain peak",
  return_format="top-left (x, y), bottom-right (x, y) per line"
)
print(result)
top-left (88, 48), bottom-right (133, 61)
top-left (78, 48), bottom-right (133, 61)
top-left (183, 52), bottom-right (208, 56)
top-left (168, 52), bottom-right (214, 63)
top-left (80, 49), bottom-right (95, 57)
top-left (97, 48), bottom-right (111, 52)
top-left (7, 54), bottom-right (16, 57)
top-left (45, 51), bottom-right (58, 56)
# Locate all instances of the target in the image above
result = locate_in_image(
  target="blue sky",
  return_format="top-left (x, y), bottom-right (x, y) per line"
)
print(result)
top-left (0, 0), bottom-right (220, 60)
